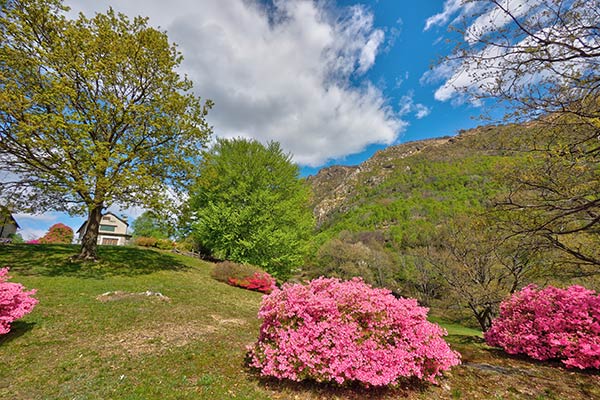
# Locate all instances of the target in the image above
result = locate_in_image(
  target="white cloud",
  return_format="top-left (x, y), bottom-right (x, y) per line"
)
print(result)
top-left (424, 0), bottom-right (465, 31)
top-left (66, 0), bottom-right (404, 167)
top-left (398, 91), bottom-right (431, 119)
top-left (414, 104), bottom-right (431, 119)
top-left (13, 213), bottom-right (58, 223)
top-left (423, 0), bottom-right (547, 104)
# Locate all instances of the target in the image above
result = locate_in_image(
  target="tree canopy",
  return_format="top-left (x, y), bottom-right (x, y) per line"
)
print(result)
top-left (131, 211), bottom-right (173, 239)
top-left (0, 0), bottom-right (212, 259)
top-left (189, 138), bottom-right (314, 279)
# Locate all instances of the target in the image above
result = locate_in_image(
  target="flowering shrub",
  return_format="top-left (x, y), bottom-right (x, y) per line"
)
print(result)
top-left (39, 223), bottom-right (73, 244)
top-left (212, 261), bottom-right (276, 294)
top-left (0, 267), bottom-right (38, 334)
top-left (228, 272), bottom-right (276, 294)
top-left (25, 239), bottom-right (40, 244)
top-left (247, 277), bottom-right (460, 386)
top-left (485, 284), bottom-right (600, 369)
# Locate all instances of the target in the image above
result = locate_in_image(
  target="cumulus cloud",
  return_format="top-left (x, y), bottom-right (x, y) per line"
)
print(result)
top-left (66, 0), bottom-right (405, 166)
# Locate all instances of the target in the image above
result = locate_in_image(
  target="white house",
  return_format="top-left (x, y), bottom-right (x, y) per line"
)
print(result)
top-left (76, 212), bottom-right (132, 246)
top-left (0, 209), bottom-right (19, 238)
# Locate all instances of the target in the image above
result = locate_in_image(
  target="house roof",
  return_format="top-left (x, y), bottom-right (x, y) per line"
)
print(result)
top-left (0, 208), bottom-right (20, 229)
top-left (76, 212), bottom-right (129, 233)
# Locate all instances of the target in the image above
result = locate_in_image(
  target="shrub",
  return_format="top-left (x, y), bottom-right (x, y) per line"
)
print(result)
top-left (229, 272), bottom-right (276, 294)
top-left (485, 284), bottom-right (600, 369)
top-left (212, 261), bottom-right (276, 294)
top-left (25, 239), bottom-right (40, 244)
top-left (133, 236), bottom-right (158, 248)
top-left (0, 267), bottom-right (38, 334)
top-left (247, 277), bottom-right (460, 386)
top-left (155, 238), bottom-right (175, 250)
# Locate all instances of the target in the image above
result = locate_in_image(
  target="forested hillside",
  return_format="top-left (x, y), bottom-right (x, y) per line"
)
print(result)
top-left (305, 122), bottom-right (599, 329)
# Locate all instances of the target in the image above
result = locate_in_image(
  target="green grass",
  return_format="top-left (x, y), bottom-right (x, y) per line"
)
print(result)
top-left (1, 244), bottom-right (598, 399)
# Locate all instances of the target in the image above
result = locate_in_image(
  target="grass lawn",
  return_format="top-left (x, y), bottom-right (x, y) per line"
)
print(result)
top-left (1, 244), bottom-right (598, 399)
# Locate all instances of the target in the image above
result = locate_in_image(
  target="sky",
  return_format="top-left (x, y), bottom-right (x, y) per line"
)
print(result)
top-left (12, 0), bottom-right (508, 240)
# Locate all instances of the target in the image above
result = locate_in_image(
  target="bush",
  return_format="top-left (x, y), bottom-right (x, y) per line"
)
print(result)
top-left (247, 277), bottom-right (460, 386)
top-left (212, 261), bottom-right (276, 294)
top-left (485, 284), bottom-right (600, 369)
top-left (0, 267), bottom-right (38, 334)
top-left (155, 238), bottom-right (175, 250)
top-left (134, 236), bottom-right (174, 249)
top-left (229, 272), bottom-right (276, 294)
top-left (133, 236), bottom-right (158, 247)
top-left (25, 239), bottom-right (40, 244)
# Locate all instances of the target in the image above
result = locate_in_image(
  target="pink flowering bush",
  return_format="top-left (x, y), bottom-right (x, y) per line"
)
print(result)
top-left (229, 272), bottom-right (276, 294)
top-left (247, 277), bottom-right (460, 386)
top-left (0, 267), bottom-right (38, 334)
top-left (485, 284), bottom-right (600, 369)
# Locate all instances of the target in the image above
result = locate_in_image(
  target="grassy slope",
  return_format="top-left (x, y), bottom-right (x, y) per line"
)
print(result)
top-left (1, 245), bottom-right (598, 399)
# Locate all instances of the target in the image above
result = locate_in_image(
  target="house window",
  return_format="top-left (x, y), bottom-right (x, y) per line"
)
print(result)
top-left (102, 238), bottom-right (119, 245)
top-left (102, 216), bottom-right (112, 221)
top-left (99, 224), bottom-right (116, 232)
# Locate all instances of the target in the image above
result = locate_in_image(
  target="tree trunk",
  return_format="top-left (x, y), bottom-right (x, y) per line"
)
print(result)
top-left (78, 204), bottom-right (103, 260)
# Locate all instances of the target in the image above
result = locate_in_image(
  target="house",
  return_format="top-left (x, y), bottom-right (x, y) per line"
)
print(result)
top-left (76, 212), bottom-right (132, 246)
top-left (0, 208), bottom-right (20, 238)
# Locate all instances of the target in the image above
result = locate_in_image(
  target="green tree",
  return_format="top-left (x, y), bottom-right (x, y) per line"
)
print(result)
top-left (189, 138), bottom-right (314, 279)
top-left (438, 0), bottom-right (600, 271)
top-left (0, 0), bottom-right (212, 260)
top-left (131, 211), bottom-right (173, 239)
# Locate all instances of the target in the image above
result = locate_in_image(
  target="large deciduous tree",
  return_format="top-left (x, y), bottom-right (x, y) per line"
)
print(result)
top-left (189, 138), bottom-right (314, 279)
top-left (0, 0), bottom-right (212, 259)
top-left (437, 0), bottom-right (600, 271)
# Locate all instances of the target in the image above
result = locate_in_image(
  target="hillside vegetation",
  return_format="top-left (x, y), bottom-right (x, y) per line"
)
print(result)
top-left (1, 244), bottom-right (598, 399)
top-left (305, 123), bottom-right (599, 327)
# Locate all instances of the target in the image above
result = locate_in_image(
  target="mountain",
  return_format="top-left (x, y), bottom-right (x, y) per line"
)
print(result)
top-left (306, 124), bottom-right (522, 249)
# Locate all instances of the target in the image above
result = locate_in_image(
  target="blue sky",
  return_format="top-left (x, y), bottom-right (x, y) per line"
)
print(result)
top-left (14, 0), bottom-right (499, 239)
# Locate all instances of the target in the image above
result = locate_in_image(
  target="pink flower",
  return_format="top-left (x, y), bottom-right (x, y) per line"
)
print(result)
top-left (247, 277), bottom-right (460, 386)
top-left (485, 284), bottom-right (600, 369)
top-left (0, 267), bottom-right (38, 335)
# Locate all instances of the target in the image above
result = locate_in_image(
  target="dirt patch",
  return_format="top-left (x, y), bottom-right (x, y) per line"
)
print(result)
top-left (96, 290), bottom-right (171, 303)
top-left (100, 322), bottom-right (217, 356)
top-left (210, 314), bottom-right (247, 326)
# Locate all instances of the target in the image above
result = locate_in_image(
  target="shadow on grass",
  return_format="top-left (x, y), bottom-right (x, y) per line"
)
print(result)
top-left (482, 347), bottom-right (600, 376)
top-left (246, 369), bottom-right (429, 400)
top-left (0, 321), bottom-right (36, 346)
top-left (0, 244), bottom-right (188, 278)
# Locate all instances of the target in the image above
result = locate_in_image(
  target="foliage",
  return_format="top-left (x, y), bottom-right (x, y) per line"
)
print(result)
top-left (131, 211), bottom-right (173, 239)
top-left (416, 215), bottom-right (540, 331)
top-left (190, 138), bottom-right (314, 279)
top-left (439, 0), bottom-right (600, 270)
top-left (25, 239), bottom-right (40, 244)
top-left (39, 223), bottom-right (74, 244)
top-left (304, 231), bottom-right (397, 289)
top-left (247, 277), bottom-right (460, 386)
top-left (0, 267), bottom-right (38, 334)
top-left (0, 0), bottom-right (212, 259)
top-left (485, 284), bottom-right (600, 369)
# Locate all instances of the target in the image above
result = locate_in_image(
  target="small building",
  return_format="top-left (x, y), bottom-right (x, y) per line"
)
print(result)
top-left (76, 212), bottom-right (132, 246)
top-left (0, 209), bottom-right (20, 238)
